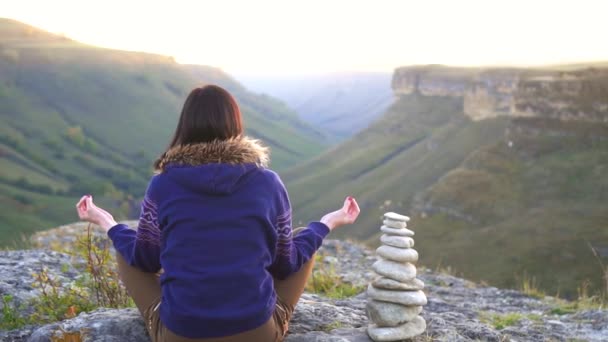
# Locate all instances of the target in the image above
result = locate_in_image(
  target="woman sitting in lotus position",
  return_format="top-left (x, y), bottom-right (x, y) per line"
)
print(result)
top-left (75, 85), bottom-right (360, 342)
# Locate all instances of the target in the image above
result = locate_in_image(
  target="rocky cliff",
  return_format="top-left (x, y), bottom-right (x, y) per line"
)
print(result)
top-left (392, 65), bottom-right (608, 122)
top-left (0, 223), bottom-right (606, 341)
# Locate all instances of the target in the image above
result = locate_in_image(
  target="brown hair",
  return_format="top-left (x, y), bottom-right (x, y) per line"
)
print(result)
top-left (154, 85), bottom-right (243, 169)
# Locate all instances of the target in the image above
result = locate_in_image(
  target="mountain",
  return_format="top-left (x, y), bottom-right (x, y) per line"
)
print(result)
top-left (237, 72), bottom-right (394, 141)
top-left (284, 64), bottom-right (608, 297)
top-left (0, 18), bottom-right (325, 245)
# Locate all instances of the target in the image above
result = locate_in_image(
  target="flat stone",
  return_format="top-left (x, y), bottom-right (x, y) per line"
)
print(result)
top-left (383, 212), bottom-right (410, 222)
top-left (376, 245), bottom-right (418, 263)
top-left (372, 277), bottom-right (425, 291)
top-left (372, 260), bottom-right (416, 282)
top-left (380, 235), bottom-right (414, 248)
top-left (380, 225), bottom-right (415, 236)
top-left (367, 285), bottom-right (427, 306)
top-left (367, 315), bottom-right (426, 341)
top-left (382, 219), bottom-right (407, 229)
top-left (380, 225), bottom-right (414, 236)
top-left (366, 300), bottom-right (422, 327)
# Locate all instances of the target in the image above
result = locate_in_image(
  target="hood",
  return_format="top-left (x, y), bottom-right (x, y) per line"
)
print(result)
top-left (155, 136), bottom-right (270, 195)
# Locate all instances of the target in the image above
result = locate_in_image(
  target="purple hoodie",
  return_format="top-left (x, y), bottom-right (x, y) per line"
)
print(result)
top-left (107, 137), bottom-right (330, 338)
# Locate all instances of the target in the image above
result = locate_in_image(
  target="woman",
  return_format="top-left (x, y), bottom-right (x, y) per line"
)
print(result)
top-left (75, 85), bottom-right (360, 342)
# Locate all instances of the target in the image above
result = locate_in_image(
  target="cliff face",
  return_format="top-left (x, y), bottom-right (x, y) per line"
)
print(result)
top-left (392, 65), bottom-right (608, 122)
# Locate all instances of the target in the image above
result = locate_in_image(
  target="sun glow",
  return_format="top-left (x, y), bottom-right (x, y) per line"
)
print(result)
top-left (4, 0), bottom-right (608, 74)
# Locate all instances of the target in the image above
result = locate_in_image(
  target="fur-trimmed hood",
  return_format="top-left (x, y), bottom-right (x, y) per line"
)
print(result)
top-left (154, 137), bottom-right (270, 195)
top-left (155, 136), bottom-right (269, 172)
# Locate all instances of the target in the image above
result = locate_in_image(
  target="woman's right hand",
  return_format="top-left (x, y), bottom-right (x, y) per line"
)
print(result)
top-left (76, 195), bottom-right (117, 232)
top-left (320, 196), bottom-right (360, 231)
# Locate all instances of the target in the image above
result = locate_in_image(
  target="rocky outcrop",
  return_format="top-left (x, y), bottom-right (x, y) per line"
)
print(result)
top-left (1, 236), bottom-right (607, 341)
top-left (392, 64), bottom-right (608, 122)
top-left (0, 250), bottom-right (79, 311)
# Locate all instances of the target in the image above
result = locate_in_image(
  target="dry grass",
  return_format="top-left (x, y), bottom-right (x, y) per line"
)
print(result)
top-left (518, 272), bottom-right (546, 299)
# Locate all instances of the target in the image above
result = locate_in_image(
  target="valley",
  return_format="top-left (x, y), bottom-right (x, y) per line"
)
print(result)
top-left (238, 72), bottom-right (393, 141)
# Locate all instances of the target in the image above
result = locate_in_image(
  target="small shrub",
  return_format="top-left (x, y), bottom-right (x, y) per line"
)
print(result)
top-left (305, 254), bottom-right (365, 299)
top-left (29, 267), bottom-right (96, 323)
top-left (64, 126), bottom-right (85, 147)
top-left (0, 295), bottom-right (27, 330)
top-left (74, 224), bottom-right (132, 308)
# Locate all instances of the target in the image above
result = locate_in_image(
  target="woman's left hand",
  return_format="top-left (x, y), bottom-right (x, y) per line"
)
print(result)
top-left (76, 195), bottom-right (117, 232)
top-left (320, 196), bottom-right (361, 231)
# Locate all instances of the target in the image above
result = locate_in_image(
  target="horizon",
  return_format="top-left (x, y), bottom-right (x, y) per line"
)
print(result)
top-left (4, 0), bottom-right (608, 75)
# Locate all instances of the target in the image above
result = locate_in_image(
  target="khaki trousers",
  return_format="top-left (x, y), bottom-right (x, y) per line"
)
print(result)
top-left (115, 234), bottom-right (313, 342)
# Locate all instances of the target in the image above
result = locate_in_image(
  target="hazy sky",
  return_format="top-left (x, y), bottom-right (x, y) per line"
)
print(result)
top-left (4, 0), bottom-right (608, 75)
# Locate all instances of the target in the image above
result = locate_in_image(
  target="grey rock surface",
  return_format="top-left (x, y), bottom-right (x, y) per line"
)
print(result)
top-left (0, 249), bottom-right (79, 316)
top-left (1, 235), bottom-right (607, 341)
top-left (27, 308), bottom-right (149, 342)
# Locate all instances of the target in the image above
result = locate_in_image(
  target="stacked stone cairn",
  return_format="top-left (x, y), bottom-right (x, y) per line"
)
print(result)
top-left (366, 212), bottom-right (427, 341)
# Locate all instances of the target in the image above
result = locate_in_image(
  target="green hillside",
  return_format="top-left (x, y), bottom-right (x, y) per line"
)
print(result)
top-left (415, 117), bottom-right (608, 297)
top-left (284, 94), bottom-right (509, 236)
top-left (284, 93), bottom-right (608, 297)
top-left (0, 18), bottom-right (325, 245)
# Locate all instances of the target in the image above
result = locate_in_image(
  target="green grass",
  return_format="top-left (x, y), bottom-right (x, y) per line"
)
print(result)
top-left (548, 280), bottom-right (606, 315)
top-left (478, 311), bottom-right (543, 330)
top-left (549, 296), bottom-right (606, 315)
top-left (478, 312), bottom-right (525, 330)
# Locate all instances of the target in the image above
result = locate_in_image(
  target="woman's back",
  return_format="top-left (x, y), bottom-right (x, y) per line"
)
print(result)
top-left (153, 138), bottom-right (282, 337)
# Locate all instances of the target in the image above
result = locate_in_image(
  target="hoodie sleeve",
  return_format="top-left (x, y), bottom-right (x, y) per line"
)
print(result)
top-left (107, 177), bottom-right (162, 273)
top-left (268, 173), bottom-right (330, 280)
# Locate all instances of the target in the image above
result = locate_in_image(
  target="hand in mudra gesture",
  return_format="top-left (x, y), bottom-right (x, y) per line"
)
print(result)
top-left (320, 196), bottom-right (361, 230)
top-left (76, 195), bottom-right (117, 232)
